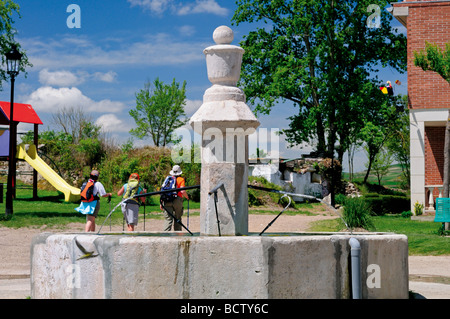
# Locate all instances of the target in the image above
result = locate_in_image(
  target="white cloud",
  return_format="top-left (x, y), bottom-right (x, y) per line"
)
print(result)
top-left (127, 0), bottom-right (228, 16)
top-left (128, 0), bottom-right (172, 15)
top-left (23, 34), bottom-right (205, 70)
top-left (184, 99), bottom-right (202, 116)
top-left (95, 113), bottom-right (133, 133)
top-left (177, 0), bottom-right (229, 16)
top-left (39, 69), bottom-right (83, 87)
top-left (178, 25), bottom-right (196, 37)
top-left (24, 86), bottom-right (125, 114)
top-left (38, 69), bottom-right (118, 87)
top-left (93, 71), bottom-right (118, 83)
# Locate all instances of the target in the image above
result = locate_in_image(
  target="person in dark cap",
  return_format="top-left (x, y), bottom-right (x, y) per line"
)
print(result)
top-left (80, 170), bottom-right (112, 232)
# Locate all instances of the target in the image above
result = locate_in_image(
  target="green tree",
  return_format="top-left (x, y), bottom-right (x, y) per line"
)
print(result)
top-left (414, 42), bottom-right (450, 197)
top-left (0, 0), bottom-right (31, 89)
top-left (386, 95), bottom-right (410, 188)
top-left (232, 0), bottom-right (406, 161)
top-left (414, 42), bottom-right (450, 83)
top-left (232, 0), bottom-right (406, 205)
top-left (129, 78), bottom-right (188, 147)
top-left (366, 146), bottom-right (393, 186)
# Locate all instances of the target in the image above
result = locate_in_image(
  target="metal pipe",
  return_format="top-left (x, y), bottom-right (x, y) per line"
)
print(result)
top-left (209, 182), bottom-right (224, 236)
top-left (259, 194), bottom-right (291, 235)
top-left (133, 185), bottom-right (200, 198)
top-left (208, 182), bottom-right (224, 195)
top-left (248, 184), bottom-right (351, 232)
top-left (98, 185), bottom-right (200, 234)
top-left (349, 237), bottom-right (362, 299)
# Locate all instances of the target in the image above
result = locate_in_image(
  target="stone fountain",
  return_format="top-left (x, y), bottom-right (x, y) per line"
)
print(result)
top-left (30, 26), bottom-right (409, 299)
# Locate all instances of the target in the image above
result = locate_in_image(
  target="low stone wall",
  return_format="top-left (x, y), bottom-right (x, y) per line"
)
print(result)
top-left (30, 232), bottom-right (409, 299)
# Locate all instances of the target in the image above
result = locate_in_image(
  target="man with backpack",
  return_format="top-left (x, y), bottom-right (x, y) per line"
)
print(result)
top-left (76, 170), bottom-right (112, 232)
top-left (117, 173), bottom-right (146, 231)
top-left (160, 165), bottom-right (189, 231)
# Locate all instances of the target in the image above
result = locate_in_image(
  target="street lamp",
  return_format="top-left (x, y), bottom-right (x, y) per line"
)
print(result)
top-left (5, 44), bottom-right (22, 217)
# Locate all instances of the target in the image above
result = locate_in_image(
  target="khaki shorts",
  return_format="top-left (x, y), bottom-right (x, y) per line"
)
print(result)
top-left (121, 202), bottom-right (139, 225)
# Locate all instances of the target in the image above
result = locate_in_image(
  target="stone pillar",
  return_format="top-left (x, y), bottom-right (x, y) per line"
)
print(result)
top-left (190, 26), bottom-right (260, 236)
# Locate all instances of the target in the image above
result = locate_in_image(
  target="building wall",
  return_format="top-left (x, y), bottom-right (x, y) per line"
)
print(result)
top-left (396, 1), bottom-right (450, 109)
top-left (395, 0), bottom-right (450, 212)
top-left (409, 109), bottom-right (447, 212)
top-left (424, 126), bottom-right (445, 185)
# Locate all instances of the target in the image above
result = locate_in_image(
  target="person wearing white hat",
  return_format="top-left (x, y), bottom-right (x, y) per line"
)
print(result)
top-left (160, 165), bottom-right (189, 231)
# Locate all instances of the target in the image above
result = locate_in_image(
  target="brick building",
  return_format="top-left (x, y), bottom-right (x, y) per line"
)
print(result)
top-left (392, 0), bottom-right (450, 213)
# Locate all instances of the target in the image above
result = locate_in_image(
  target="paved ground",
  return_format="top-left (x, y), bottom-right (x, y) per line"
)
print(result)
top-left (0, 214), bottom-right (449, 299)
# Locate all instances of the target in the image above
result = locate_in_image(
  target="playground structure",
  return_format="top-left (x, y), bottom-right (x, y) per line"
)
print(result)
top-left (0, 101), bottom-right (80, 202)
top-left (17, 144), bottom-right (80, 202)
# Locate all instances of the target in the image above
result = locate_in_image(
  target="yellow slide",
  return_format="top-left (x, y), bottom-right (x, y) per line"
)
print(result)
top-left (17, 144), bottom-right (81, 202)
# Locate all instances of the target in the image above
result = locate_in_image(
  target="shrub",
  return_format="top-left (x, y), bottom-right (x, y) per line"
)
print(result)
top-left (401, 210), bottom-right (412, 218)
top-left (363, 194), bottom-right (410, 216)
top-left (334, 193), bottom-right (348, 206)
top-left (343, 197), bottom-right (375, 230)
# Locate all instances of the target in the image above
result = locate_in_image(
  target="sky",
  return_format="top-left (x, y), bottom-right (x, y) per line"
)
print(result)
top-left (0, 0), bottom-right (408, 172)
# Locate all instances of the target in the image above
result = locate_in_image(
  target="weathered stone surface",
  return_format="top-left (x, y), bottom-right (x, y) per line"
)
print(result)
top-left (30, 233), bottom-right (409, 299)
top-left (189, 26), bottom-right (259, 235)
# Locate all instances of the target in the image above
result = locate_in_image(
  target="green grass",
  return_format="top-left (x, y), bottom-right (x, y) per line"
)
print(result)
top-left (309, 215), bottom-right (450, 256)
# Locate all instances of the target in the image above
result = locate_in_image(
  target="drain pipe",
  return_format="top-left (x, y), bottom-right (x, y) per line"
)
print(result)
top-left (349, 237), bottom-right (361, 299)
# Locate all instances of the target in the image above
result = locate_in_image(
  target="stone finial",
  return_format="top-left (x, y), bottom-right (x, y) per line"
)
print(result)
top-left (213, 25), bottom-right (234, 44)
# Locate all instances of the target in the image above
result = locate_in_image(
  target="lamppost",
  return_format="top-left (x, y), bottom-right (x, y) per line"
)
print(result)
top-left (5, 44), bottom-right (22, 217)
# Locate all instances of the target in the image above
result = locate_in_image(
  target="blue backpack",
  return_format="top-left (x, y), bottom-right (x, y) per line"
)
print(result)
top-left (161, 176), bottom-right (177, 202)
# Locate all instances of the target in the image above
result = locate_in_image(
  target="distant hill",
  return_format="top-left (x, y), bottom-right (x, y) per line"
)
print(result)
top-left (342, 164), bottom-right (407, 189)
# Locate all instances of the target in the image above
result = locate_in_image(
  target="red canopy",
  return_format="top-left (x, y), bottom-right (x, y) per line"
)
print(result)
top-left (0, 101), bottom-right (43, 125)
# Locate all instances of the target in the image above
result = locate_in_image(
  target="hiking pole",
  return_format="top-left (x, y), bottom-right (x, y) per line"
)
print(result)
top-left (213, 192), bottom-right (221, 236)
top-left (98, 198), bottom-right (128, 234)
top-left (160, 199), bottom-right (193, 235)
top-left (143, 183), bottom-right (147, 231)
top-left (259, 194), bottom-right (291, 236)
top-left (107, 195), bottom-right (112, 232)
top-left (187, 199), bottom-right (190, 229)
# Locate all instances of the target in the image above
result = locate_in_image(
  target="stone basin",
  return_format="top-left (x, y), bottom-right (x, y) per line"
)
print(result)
top-left (30, 231), bottom-right (408, 299)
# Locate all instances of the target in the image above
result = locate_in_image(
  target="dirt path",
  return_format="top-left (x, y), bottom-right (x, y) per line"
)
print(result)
top-left (0, 213), bottom-right (449, 299)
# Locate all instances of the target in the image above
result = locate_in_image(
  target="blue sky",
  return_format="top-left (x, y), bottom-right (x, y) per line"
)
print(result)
top-left (0, 0), bottom-right (408, 172)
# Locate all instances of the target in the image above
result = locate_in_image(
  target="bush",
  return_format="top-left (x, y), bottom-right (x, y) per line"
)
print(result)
top-left (343, 197), bottom-right (375, 230)
top-left (362, 194), bottom-right (410, 216)
top-left (334, 193), bottom-right (348, 206)
top-left (401, 211), bottom-right (412, 218)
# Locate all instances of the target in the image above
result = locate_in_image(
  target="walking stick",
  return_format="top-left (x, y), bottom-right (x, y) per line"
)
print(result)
top-left (108, 195), bottom-right (112, 232)
top-left (187, 199), bottom-right (190, 229)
